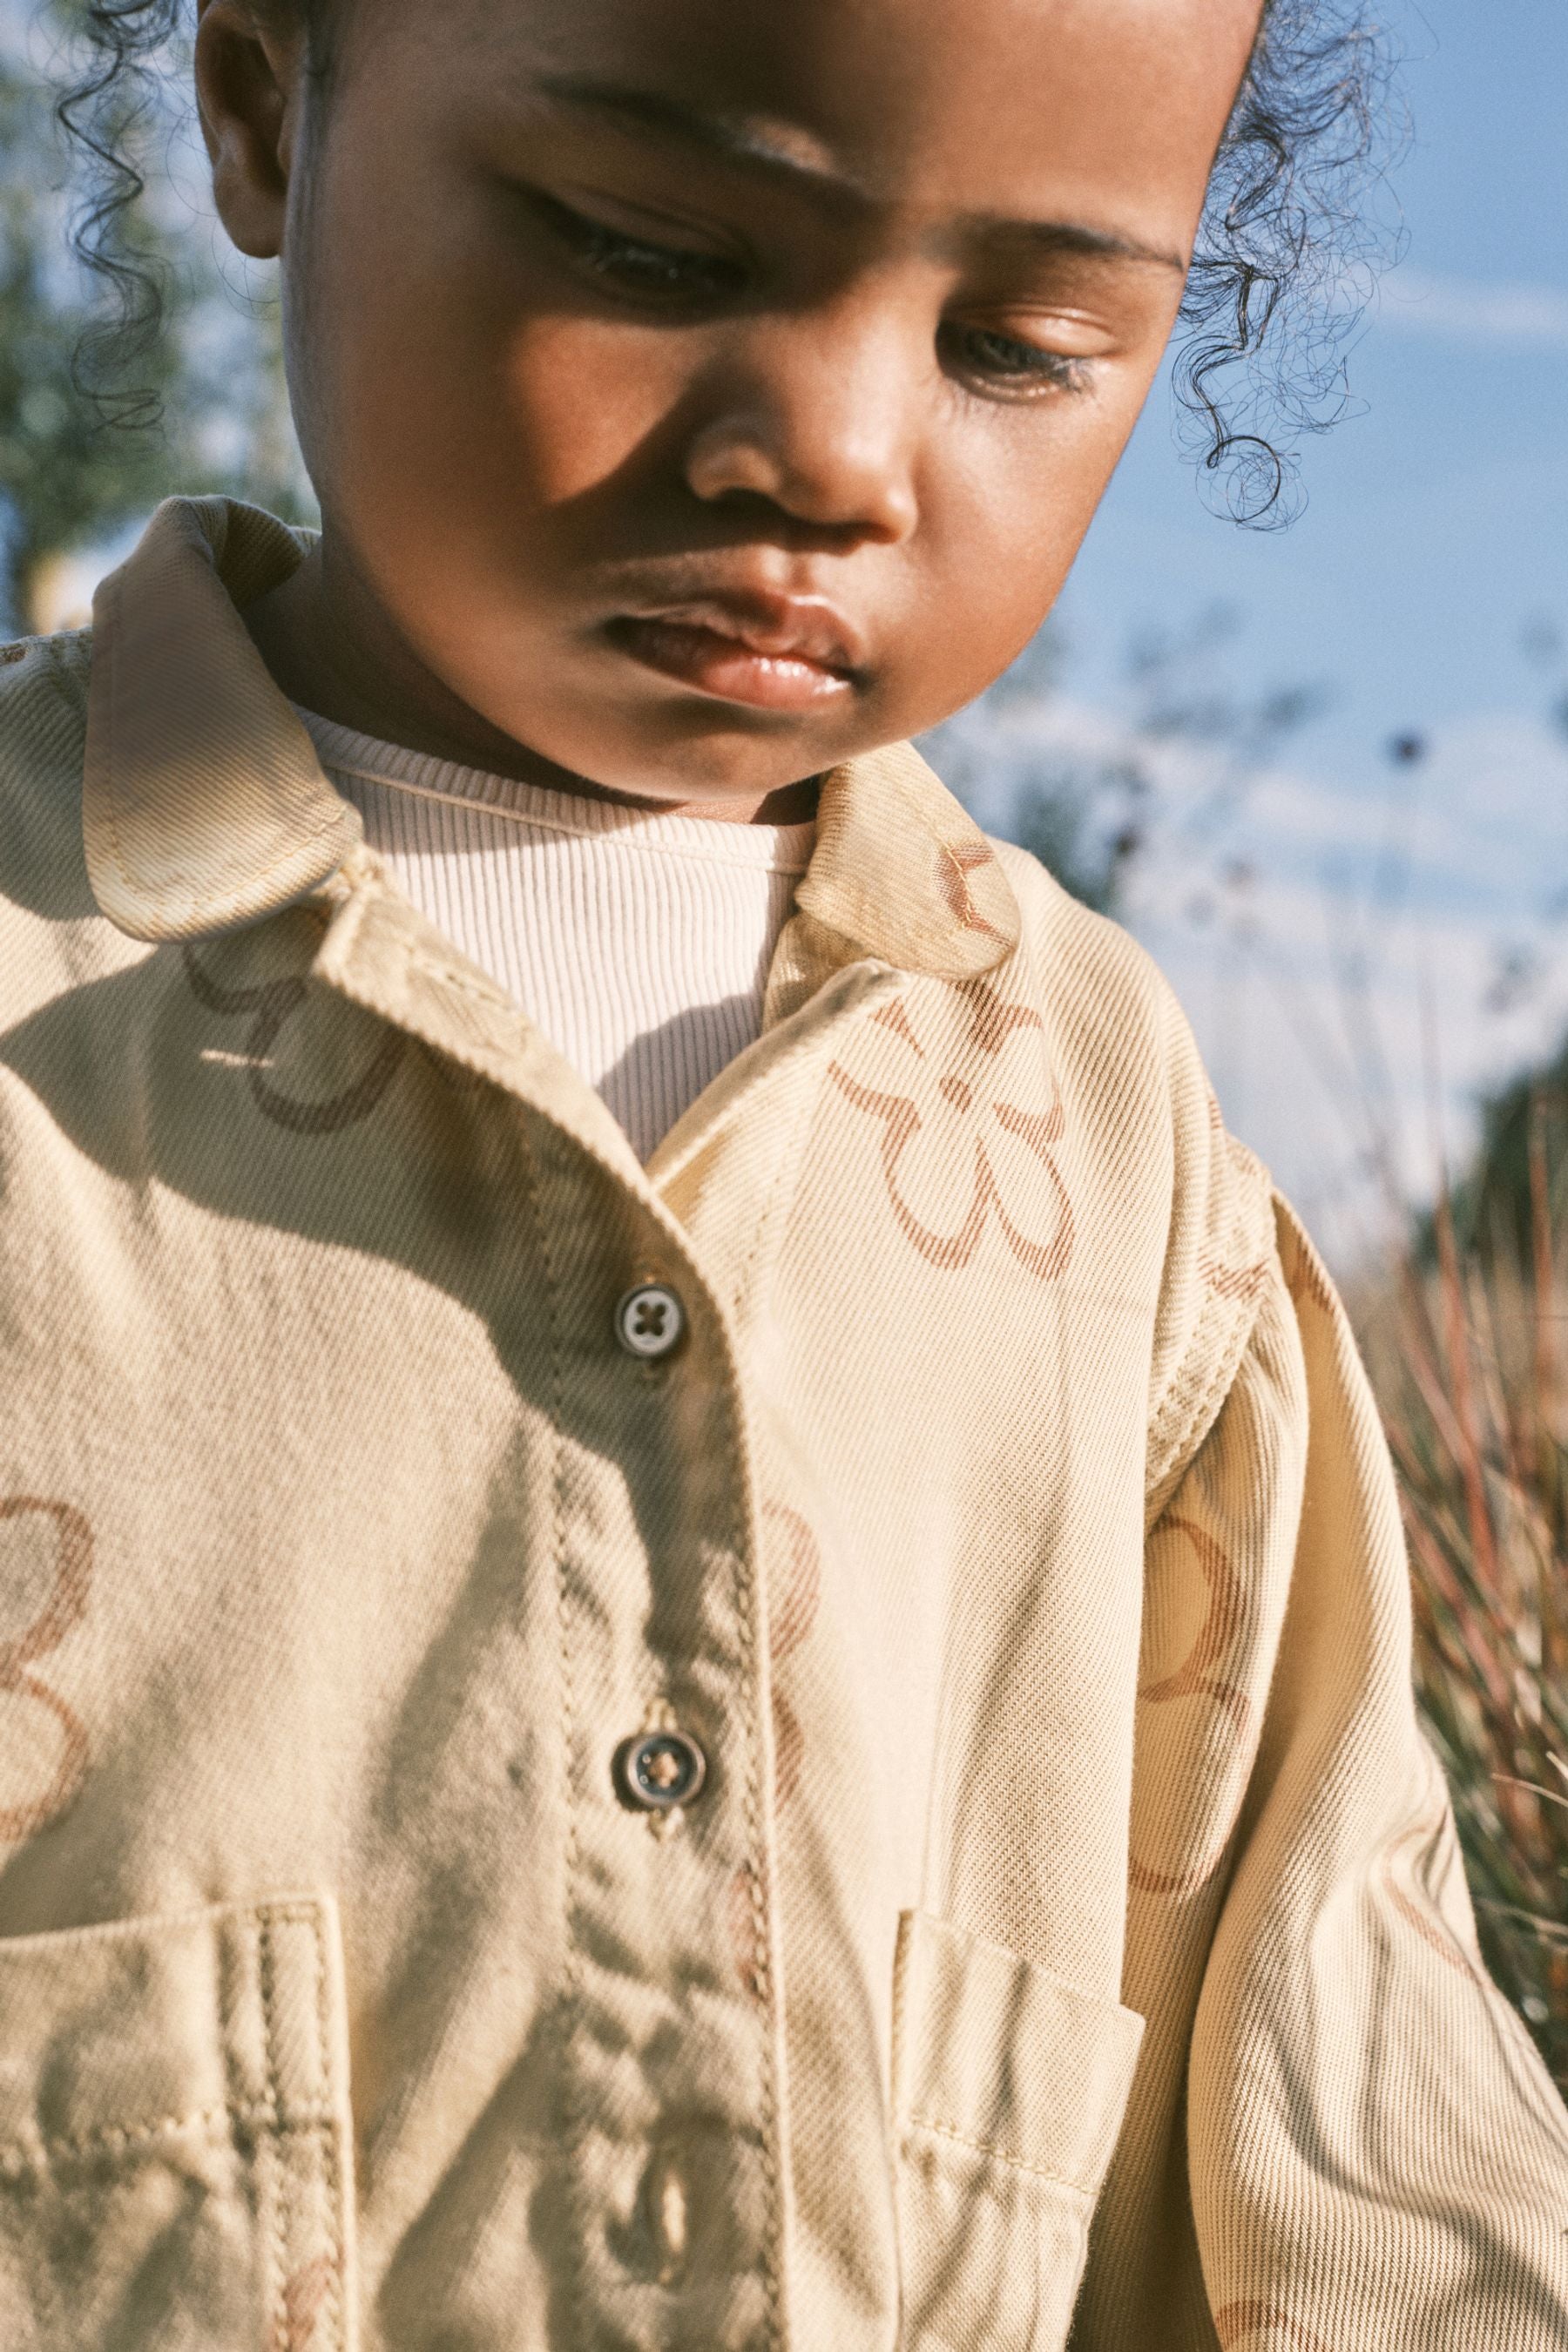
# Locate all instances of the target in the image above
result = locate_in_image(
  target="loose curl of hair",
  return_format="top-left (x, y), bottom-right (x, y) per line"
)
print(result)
top-left (1178, 0), bottom-right (1404, 524)
top-left (56, 0), bottom-right (1404, 525)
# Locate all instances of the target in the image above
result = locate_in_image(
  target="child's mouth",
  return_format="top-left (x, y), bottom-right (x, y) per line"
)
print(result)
top-left (605, 608), bottom-right (860, 713)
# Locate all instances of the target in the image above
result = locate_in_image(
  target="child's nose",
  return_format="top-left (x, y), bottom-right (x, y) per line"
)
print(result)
top-left (681, 311), bottom-right (921, 546)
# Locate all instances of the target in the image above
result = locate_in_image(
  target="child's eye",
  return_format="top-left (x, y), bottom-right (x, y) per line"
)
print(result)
top-left (529, 191), bottom-right (746, 308)
top-left (943, 322), bottom-right (1095, 398)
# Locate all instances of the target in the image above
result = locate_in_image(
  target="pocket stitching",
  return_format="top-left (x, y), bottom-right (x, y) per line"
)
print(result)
top-left (310, 1894), bottom-right (348, 2352)
top-left (0, 2094), bottom-right (341, 2186)
top-left (904, 2112), bottom-right (1098, 2198)
top-left (0, 1896), bottom-right (335, 2181)
top-left (260, 1914), bottom-right (290, 2352)
top-left (0, 1893), bottom-right (326, 1959)
top-left (0, 2098), bottom-right (233, 2186)
top-left (260, 1903), bottom-right (348, 2352)
top-left (893, 1911), bottom-right (1145, 2197)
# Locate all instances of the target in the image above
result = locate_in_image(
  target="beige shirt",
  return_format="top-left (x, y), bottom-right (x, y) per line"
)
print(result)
top-left (295, 709), bottom-right (815, 1162)
top-left (0, 496), bottom-right (1565, 2352)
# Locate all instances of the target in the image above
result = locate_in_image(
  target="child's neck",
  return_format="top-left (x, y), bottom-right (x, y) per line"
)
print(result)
top-left (240, 545), bottom-right (822, 829)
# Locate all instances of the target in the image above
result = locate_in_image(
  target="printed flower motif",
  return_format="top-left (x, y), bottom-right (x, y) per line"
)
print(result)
top-left (1200, 1093), bottom-right (1274, 1301)
top-left (936, 837), bottom-right (1009, 944)
top-left (828, 983), bottom-right (1073, 1280)
top-left (1129, 1515), bottom-right (1255, 1899)
top-left (1215, 2305), bottom-right (1330, 2351)
top-left (186, 935), bottom-right (407, 1136)
top-left (1201, 1252), bottom-right (1272, 1305)
top-left (1377, 1779), bottom-right (1482, 1981)
top-left (280, 2254), bottom-right (341, 2350)
top-left (760, 1500), bottom-right (822, 1813)
top-left (0, 1497), bottom-right (93, 1843)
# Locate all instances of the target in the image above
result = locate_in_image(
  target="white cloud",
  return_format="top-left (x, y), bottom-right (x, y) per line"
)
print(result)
top-left (1377, 267), bottom-right (1568, 351)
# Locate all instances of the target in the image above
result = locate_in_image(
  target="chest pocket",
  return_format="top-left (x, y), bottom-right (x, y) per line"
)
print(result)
top-left (891, 1910), bottom-right (1144, 2352)
top-left (0, 1890), bottom-right (356, 2352)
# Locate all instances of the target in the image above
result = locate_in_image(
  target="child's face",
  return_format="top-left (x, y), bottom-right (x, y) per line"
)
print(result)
top-left (226, 0), bottom-right (1260, 801)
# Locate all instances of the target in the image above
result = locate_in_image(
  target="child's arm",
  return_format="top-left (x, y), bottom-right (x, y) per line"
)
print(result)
top-left (1078, 1193), bottom-right (1568, 2350)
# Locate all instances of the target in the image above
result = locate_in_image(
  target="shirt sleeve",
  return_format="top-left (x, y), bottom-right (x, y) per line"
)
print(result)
top-left (1074, 1189), bottom-right (1568, 2352)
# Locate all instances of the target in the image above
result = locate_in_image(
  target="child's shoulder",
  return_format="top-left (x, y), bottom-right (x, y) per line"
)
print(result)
top-left (0, 622), bottom-right (91, 727)
top-left (989, 832), bottom-right (1282, 1498)
top-left (989, 830), bottom-right (1233, 1117)
top-left (0, 623), bottom-right (92, 810)
top-left (0, 623), bottom-right (111, 951)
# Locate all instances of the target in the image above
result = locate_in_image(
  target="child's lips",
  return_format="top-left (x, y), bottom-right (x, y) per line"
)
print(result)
top-left (605, 597), bottom-right (865, 713)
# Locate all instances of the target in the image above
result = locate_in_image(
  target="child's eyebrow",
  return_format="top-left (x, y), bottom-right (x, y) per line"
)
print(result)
top-left (960, 218), bottom-right (1187, 274)
top-left (530, 73), bottom-right (1186, 273)
top-left (532, 74), bottom-right (858, 203)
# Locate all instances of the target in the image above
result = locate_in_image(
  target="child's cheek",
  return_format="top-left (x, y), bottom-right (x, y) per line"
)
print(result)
top-left (499, 316), bottom-right (685, 511)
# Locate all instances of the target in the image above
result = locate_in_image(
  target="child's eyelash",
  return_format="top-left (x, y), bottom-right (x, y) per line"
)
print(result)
top-left (531, 193), bottom-right (744, 303)
top-left (945, 327), bottom-right (1095, 397)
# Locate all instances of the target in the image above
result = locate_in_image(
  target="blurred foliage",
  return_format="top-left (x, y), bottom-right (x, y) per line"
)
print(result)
top-left (0, 0), bottom-right (308, 635)
top-left (934, 605), bottom-right (1328, 918)
top-left (1356, 1089), bottom-right (1568, 2091)
top-left (0, 32), bottom-right (179, 632)
top-left (1414, 1045), bottom-right (1568, 1274)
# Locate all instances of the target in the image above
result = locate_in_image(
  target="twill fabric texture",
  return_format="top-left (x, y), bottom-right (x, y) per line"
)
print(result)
top-left (0, 497), bottom-right (1564, 2352)
top-left (294, 706), bottom-right (815, 1163)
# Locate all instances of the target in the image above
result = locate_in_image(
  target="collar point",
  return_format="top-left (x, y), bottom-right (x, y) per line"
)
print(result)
top-left (801, 741), bottom-right (1023, 981)
top-left (85, 821), bottom-right (361, 946)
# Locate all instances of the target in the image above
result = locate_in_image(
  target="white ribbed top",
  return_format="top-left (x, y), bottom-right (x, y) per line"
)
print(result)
top-left (296, 711), bottom-right (816, 1161)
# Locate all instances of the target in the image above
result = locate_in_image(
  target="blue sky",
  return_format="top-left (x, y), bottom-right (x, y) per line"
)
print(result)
top-left (1066, 0), bottom-right (1568, 768)
top-left (969, 0), bottom-right (1568, 1259)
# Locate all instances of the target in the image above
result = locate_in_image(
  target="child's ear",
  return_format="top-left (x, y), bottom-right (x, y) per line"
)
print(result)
top-left (193, 0), bottom-right (308, 261)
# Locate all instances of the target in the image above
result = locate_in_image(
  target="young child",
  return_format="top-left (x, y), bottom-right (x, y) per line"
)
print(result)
top-left (1, 0), bottom-right (1565, 2345)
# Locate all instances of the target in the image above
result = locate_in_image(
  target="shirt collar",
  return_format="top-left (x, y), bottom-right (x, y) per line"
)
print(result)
top-left (84, 496), bottom-right (1019, 980)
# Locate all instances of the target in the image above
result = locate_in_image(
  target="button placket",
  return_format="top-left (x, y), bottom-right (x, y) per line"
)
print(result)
top-left (544, 1185), bottom-right (781, 2342)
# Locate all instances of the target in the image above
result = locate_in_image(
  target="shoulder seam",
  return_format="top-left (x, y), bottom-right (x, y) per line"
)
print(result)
top-left (39, 632), bottom-right (91, 725)
top-left (1144, 1136), bottom-right (1278, 1528)
top-left (0, 631), bottom-right (91, 719)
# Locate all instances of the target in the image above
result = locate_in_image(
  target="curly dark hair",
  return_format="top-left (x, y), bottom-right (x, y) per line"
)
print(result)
top-left (1177, 0), bottom-right (1404, 524)
top-left (55, 0), bottom-right (1404, 525)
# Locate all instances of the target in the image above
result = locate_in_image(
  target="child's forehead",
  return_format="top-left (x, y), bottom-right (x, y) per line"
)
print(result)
top-left (407, 0), bottom-right (1261, 205)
